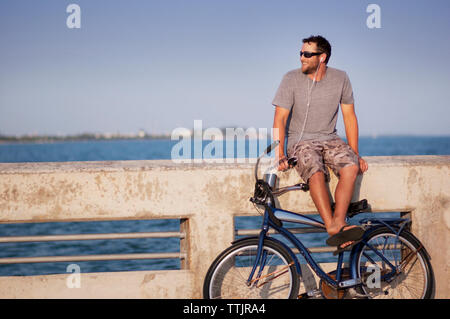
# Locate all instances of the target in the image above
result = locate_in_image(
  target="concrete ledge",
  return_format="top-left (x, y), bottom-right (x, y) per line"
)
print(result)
top-left (0, 155), bottom-right (449, 298)
top-left (0, 270), bottom-right (194, 299)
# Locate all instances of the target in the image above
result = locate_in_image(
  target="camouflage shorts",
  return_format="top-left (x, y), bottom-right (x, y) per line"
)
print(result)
top-left (287, 138), bottom-right (359, 183)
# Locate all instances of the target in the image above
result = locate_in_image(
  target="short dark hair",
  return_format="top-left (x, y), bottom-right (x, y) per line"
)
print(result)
top-left (302, 35), bottom-right (331, 64)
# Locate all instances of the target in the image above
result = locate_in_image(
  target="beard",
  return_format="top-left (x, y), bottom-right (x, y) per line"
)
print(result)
top-left (301, 61), bottom-right (319, 75)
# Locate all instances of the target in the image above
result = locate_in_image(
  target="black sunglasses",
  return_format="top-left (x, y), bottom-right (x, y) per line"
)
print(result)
top-left (299, 51), bottom-right (323, 58)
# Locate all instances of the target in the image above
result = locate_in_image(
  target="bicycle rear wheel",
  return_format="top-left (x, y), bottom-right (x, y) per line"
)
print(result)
top-left (203, 238), bottom-right (300, 299)
top-left (355, 227), bottom-right (434, 299)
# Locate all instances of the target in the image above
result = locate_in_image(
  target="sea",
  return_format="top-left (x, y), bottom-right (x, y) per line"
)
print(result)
top-left (0, 136), bottom-right (449, 276)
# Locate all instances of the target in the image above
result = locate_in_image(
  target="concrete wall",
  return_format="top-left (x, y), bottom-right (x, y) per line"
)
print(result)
top-left (0, 156), bottom-right (449, 298)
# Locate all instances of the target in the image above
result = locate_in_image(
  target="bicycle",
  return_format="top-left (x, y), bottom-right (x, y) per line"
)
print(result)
top-left (203, 140), bottom-right (434, 299)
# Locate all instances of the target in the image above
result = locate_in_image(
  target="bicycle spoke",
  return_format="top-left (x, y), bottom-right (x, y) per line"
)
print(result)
top-left (252, 262), bottom-right (294, 287)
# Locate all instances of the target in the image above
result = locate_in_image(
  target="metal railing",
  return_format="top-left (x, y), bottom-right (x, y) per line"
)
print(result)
top-left (0, 227), bottom-right (187, 266)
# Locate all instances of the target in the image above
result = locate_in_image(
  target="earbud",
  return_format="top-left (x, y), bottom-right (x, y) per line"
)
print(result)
top-left (320, 57), bottom-right (324, 63)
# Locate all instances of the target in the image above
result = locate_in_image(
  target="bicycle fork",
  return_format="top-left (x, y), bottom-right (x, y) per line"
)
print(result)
top-left (246, 229), bottom-right (268, 287)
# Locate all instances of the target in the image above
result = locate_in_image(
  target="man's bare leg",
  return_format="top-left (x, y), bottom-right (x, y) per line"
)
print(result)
top-left (308, 171), bottom-right (334, 234)
top-left (308, 166), bottom-right (359, 247)
top-left (332, 164), bottom-right (359, 233)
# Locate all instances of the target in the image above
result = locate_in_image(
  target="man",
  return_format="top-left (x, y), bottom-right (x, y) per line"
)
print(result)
top-left (272, 35), bottom-right (368, 253)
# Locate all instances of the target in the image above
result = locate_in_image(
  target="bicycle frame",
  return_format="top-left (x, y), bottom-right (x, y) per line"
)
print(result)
top-left (247, 205), bottom-right (346, 288)
top-left (246, 204), bottom-right (412, 290)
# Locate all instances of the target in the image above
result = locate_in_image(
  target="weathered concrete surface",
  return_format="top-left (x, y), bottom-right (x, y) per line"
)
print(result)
top-left (0, 270), bottom-right (193, 298)
top-left (0, 156), bottom-right (449, 298)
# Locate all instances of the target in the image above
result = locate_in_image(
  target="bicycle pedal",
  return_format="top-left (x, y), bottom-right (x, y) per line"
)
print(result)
top-left (297, 292), bottom-right (310, 299)
top-left (307, 289), bottom-right (323, 299)
top-left (297, 290), bottom-right (321, 299)
top-left (346, 288), bottom-right (368, 299)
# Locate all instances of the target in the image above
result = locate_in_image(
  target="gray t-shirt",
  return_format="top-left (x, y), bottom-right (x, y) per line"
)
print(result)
top-left (272, 67), bottom-right (354, 151)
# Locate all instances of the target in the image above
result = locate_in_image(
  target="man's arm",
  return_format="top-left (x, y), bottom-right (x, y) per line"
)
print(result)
top-left (273, 106), bottom-right (290, 171)
top-left (341, 103), bottom-right (368, 173)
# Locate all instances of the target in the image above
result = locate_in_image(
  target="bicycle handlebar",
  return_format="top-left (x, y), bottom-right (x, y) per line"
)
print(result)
top-left (252, 140), bottom-right (308, 197)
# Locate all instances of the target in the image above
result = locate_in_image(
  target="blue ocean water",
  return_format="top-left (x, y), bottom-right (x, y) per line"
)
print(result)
top-left (0, 136), bottom-right (449, 163)
top-left (0, 136), bottom-right (448, 276)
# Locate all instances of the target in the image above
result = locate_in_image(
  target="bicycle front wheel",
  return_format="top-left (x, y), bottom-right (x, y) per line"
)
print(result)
top-left (355, 227), bottom-right (434, 299)
top-left (203, 238), bottom-right (300, 299)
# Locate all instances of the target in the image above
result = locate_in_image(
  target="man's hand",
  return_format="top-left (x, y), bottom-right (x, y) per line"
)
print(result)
top-left (341, 103), bottom-right (367, 174)
top-left (277, 154), bottom-right (289, 171)
top-left (359, 157), bottom-right (368, 173)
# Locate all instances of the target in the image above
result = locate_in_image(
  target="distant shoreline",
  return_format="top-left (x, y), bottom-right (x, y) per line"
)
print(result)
top-left (0, 134), bottom-right (172, 144)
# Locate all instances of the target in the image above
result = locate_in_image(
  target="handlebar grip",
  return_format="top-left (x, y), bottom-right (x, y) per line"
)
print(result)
top-left (288, 157), bottom-right (298, 168)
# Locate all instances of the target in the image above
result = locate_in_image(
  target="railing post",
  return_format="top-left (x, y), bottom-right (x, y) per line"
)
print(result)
top-left (180, 218), bottom-right (189, 270)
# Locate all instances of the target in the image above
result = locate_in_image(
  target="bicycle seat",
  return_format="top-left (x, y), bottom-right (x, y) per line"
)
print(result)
top-left (331, 199), bottom-right (368, 218)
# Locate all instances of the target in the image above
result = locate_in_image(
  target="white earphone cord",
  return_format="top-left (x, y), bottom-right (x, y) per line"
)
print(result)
top-left (291, 60), bottom-right (322, 158)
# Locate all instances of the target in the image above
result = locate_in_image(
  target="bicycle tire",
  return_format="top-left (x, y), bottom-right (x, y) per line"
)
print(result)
top-left (354, 227), bottom-right (434, 299)
top-left (203, 238), bottom-right (300, 299)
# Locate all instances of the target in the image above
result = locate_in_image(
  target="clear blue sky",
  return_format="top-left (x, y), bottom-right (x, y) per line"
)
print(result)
top-left (1, 0), bottom-right (449, 136)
